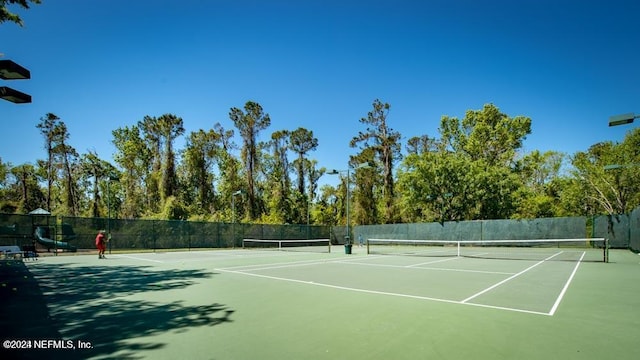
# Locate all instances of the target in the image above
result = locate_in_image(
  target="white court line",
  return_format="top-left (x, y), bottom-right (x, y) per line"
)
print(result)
top-left (461, 251), bottom-right (563, 304)
top-left (338, 260), bottom-right (515, 275)
top-left (112, 249), bottom-right (321, 265)
top-left (113, 254), bottom-right (165, 263)
top-left (218, 255), bottom-right (515, 275)
top-left (219, 254), bottom-right (386, 272)
top-left (548, 251), bottom-right (585, 316)
top-left (155, 251), bottom-right (304, 264)
top-left (223, 256), bottom-right (514, 275)
top-left (405, 256), bottom-right (462, 267)
top-left (217, 267), bottom-right (551, 316)
top-left (223, 258), bottom-right (341, 272)
top-left (116, 250), bottom-right (578, 315)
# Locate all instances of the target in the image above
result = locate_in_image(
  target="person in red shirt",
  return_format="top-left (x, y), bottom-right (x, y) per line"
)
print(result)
top-left (95, 230), bottom-right (107, 259)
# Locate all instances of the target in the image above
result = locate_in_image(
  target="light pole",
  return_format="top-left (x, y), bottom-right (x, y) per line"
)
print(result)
top-left (604, 163), bottom-right (640, 171)
top-left (308, 172), bottom-right (324, 226)
top-left (106, 174), bottom-right (119, 254)
top-left (328, 162), bottom-right (370, 253)
top-left (231, 190), bottom-right (242, 247)
top-left (307, 190), bottom-right (311, 239)
top-left (609, 113), bottom-right (638, 127)
top-left (0, 59), bottom-right (32, 103)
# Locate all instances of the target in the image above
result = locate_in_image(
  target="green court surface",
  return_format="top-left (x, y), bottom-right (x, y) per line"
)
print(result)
top-left (1, 247), bottom-right (639, 359)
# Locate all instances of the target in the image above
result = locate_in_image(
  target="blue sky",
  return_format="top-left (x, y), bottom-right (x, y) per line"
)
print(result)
top-left (1, 0), bottom-right (638, 185)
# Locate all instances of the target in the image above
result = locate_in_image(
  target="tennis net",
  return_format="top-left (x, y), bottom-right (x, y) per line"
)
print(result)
top-left (242, 238), bottom-right (331, 253)
top-left (366, 238), bottom-right (608, 262)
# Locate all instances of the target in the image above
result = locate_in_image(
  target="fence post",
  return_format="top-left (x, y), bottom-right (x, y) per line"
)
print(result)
top-left (153, 220), bottom-right (157, 252)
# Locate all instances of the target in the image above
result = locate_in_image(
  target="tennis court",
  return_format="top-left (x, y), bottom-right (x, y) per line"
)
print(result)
top-left (2, 244), bottom-right (639, 359)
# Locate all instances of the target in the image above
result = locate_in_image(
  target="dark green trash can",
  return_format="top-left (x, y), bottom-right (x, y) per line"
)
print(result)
top-left (344, 244), bottom-right (352, 254)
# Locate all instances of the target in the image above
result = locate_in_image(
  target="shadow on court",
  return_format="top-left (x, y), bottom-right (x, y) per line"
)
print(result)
top-left (1, 260), bottom-right (234, 360)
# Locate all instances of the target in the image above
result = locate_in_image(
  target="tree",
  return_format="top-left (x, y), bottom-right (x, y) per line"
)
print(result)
top-left (156, 114), bottom-right (185, 201)
top-left (306, 159), bottom-right (322, 224)
top-left (316, 184), bottom-right (340, 226)
top-left (10, 163), bottom-right (45, 212)
top-left (53, 121), bottom-right (80, 215)
top-left (290, 127), bottom-right (318, 194)
top-left (406, 135), bottom-right (439, 155)
top-left (229, 101), bottom-right (271, 220)
top-left (397, 150), bottom-right (477, 223)
top-left (512, 150), bottom-right (566, 218)
top-left (1, 160), bottom-right (45, 213)
top-left (440, 103), bottom-right (531, 167)
top-left (263, 130), bottom-right (292, 223)
top-left (0, 0), bottom-right (40, 26)
top-left (351, 149), bottom-right (378, 225)
top-left (472, 160), bottom-right (521, 220)
top-left (290, 127), bottom-right (318, 223)
top-left (79, 151), bottom-right (118, 218)
top-left (112, 125), bottom-right (151, 218)
top-left (36, 113), bottom-right (59, 211)
top-left (438, 104), bottom-right (531, 219)
top-left (36, 113), bottom-right (78, 214)
top-left (351, 99), bottom-right (401, 223)
top-left (0, 158), bottom-right (9, 210)
top-left (138, 116), bottom-right (163, 213)
top-left (118, 114), bottom-right (184, 219)
top-left (182, 129), bottom-right (222, 216)
top-left (210, 123), bottom-right (243, 222)
top-left (571, 128), bottom-right (640, 215)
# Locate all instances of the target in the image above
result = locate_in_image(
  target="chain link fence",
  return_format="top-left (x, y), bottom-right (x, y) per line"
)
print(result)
top-left (2, 209), bottom-right (638, 253)
top-left (593, 206), bottom-right (640, 252)
top-left (0, 213), bottom-right (331, 252)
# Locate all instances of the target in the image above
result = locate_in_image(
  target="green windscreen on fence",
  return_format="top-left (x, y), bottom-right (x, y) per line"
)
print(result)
top-left (593, 207), bottom-right (640, 251)
top-left (481, 217), bottom-right (587, 240)
top-left (10, 216), bottom-right (331, 251)
top-left (631, 207), bottom-right (640, 252)
top-left (0, 213), bottom-right (56, 247)
top-left (357, 217), bottom-right (587, 243)
top-left (593, 214), bottom-right (629, 249)
top-left (2, 210), bottom-right (637, 252)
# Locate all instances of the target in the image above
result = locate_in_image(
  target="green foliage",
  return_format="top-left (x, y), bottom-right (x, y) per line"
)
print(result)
top-left (290, 128), bottom-right (318, 194)
top-left (398, 104), bottom-right (532, 222)
top-left (3, 101), bottom-right (638, 225)
top-left (0, 0), bottom-right (40, 27)
top-left (570, 128), bottom-right (640, 215)
top-left (440, 103), bottom-right (531, 166)
top-left (351, 99), bottom-right (401, 224)
top-left (6, 163), bottom-right (45, 212)
top-left (181, 129), bottom-right (222, 217)
top-left (229, 101), bottom-right (271, 220)
top-left (160, 196), bottom-right (188, 220)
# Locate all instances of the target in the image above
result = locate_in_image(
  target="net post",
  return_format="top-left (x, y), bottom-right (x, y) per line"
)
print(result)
top-left (457, 241), bottom-right (460, 257)
top-left (604, 237), bottom-right (609, 263)
top-left (366, 239), bottom-right (370, 254)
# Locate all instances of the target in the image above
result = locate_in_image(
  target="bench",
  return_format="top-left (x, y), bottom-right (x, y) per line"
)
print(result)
top-left (0, 245), bottom-right (38, 260)
top-left (22, 245), bottom-right (38, 260)
top-left (0, 245), bottom-right (22, 259)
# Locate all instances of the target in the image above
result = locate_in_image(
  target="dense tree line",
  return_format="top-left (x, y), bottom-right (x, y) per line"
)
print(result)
top-left (1, 101), bottom-right (638, 227)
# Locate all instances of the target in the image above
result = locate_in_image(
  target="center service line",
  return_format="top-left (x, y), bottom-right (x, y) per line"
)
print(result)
top-left (461, 251), bottom-right (564, 304)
